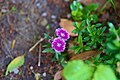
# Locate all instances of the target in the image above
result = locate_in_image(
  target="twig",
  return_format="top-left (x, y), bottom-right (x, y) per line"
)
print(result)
top-left (38, 43), bottom-right (41, 66)
top-left (29, 38), bottom-right (45, 52)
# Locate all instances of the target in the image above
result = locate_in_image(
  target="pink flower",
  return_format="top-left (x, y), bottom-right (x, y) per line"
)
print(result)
top-left (56, 28), bottom-right (70, 41)
top-left (52, 37), bottom-right (66, 52)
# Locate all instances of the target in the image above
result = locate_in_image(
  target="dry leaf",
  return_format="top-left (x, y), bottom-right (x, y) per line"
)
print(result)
top-left (60, 19), bottom-right (78, 37)
top-left (54, 71), bottom-right (62, 80)
top-left (70, 50), bottom-right (102, 60)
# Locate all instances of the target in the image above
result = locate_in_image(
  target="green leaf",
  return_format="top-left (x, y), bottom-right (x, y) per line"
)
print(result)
top-left (86, 19), bottom-right (91, 27)
top-left (78, 35), bottom-right (83, 45)
top-left (87, 3), bottom-right (99, 12)
top-left (42, 43), bottom-right (51, 47)
top-left (72, 29), bottom-right (79, 34)
top-left (115, 53), bottom-right (120, 60)
top-left (109, 0), bottom-right (116, 10)
top-left (70, 46), bottom-right (79, 50)
top-left (5, 55), bottom-right (25, 75)
top-left (44, 33), bottom-right (50, 39)
top-left (11, 6), bottom-right (17, 11)
top-left (95, 23), bottom-right (102, 27)
top-left (42, 48), bottom-right (54, 53)
top-left (72, 22), bottom-right (79, 29)
top-left (100, 26), bottom-right (106, 35)
top-left (107, 43), bottom-right (118, 50)
top-left (71, 10), bottom-right (78, 16)
top-left (63, 60), bottom-right (94, 80)
top-left (90, 14), bottom-right (98, 23)
top-left (78, 20), bottom-right (86, 29)
top-left (93, 65), bottom-right (117, 80)
top-left (55, 53), bottom-right (59, 60)
top-left (113, 39), bottom-right (120, 47)
top-left (74, 47), bottom-right (81, 54)
top-left (108, 22), bottom-right (117, 35)
top-left (93, 54), bottom-right (101, 63)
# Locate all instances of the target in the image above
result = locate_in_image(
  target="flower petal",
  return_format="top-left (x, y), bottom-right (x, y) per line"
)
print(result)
top-left (56, 28), bottom-right (70, 41)
top-left (52, 37), bottom-right (66, 52)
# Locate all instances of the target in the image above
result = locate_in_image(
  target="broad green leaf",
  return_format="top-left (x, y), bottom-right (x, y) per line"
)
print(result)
top-left (5, 55), bottom-right (25, 75)
top-left (93, 65), bottom-right (117, 80)
top-left (63, 60), bottom-right (94, 80)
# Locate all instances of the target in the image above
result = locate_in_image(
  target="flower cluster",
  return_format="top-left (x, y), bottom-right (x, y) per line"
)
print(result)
top-left (52, 28), bottom-right (70, 52)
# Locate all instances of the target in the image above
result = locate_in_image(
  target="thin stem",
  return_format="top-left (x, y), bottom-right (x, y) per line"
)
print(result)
top-left (38, 43), bottom-right (41, 66)
top-left (29, 38), bottom-right (45, 52)
top-left (98, 1), bottom-right (110, 15)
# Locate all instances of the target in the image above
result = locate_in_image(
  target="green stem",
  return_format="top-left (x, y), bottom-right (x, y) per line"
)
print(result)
top-left (98, 1), bottom-right (110, 15)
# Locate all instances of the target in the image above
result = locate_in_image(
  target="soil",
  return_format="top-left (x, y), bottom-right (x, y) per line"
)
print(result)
top-left (0, 0), bottom-right (120, 80)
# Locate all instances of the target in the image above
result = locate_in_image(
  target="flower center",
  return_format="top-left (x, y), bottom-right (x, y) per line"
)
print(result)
top-left (57, 43), bottom-right (61, 47)
top-left (61, 33), bottom-right (65, 37)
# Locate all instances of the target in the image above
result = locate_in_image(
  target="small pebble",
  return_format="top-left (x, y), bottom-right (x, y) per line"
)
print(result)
top-left (51, 15), bottom-right (56, 19)
top-left (67, 14), bottom-right (71, 18)
top-left (41, 12), bottom-right (47, 17)
top-left (42, 72), bottom-right (46, 77)
top-left (36, 3), bottom-right (40, 7)
top-left (41, 18), bottom-right (48, 26)
top-left (1, 9), bottom-right (8, 13)
top-left (30, 66), bottom-right (33, 70)
top-left (12, 68), bottom-right (19, 74)
top-left (11, 0), bottom-right (16, 3)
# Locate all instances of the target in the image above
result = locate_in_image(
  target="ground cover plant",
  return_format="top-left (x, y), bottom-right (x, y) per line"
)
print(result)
top-left (62, 1), bottom-right (120, 80)
top-left (43, 0), bottom-right (120, 80)
top-left (0, 0), bottom-right (120, 80)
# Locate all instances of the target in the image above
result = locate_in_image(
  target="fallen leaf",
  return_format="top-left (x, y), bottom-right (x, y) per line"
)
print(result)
top-left (54, 71), bottom-right (62, 80)
top-left (60, 19), bottom-right (78, 37)
top-left (70, 50), bottom-right (102, 60)
top-left (5, 54), bottom-right (25, 75)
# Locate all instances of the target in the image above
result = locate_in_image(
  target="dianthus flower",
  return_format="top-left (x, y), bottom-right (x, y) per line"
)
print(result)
top-left (52, 37), bottom-right (66, 52)
top-left (56, 28), bottom-right (70, 41)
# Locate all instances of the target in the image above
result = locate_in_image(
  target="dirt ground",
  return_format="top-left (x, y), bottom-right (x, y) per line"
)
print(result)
top-left (0, 0), bottom-right (72, 79)
top-left (0, 0), bottom-right (120, 80)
